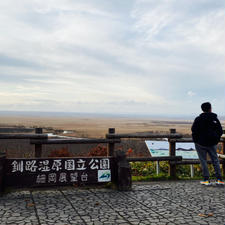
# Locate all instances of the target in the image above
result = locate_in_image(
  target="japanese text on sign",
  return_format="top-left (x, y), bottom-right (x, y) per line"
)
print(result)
top-left (11, 158), bottom-right (110, 173)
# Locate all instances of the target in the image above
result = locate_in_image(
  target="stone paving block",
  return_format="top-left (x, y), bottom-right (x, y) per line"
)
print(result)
top-left (62, 189), bottom-right (129, 224)
top-left (31, 189), bottom-right (84, 225)
top-left (0, 191), bottom-right (38, 225)
top-left (0, 181), bottom-right (224, 225)
top-left (131, 181), bottom-right (225, 225)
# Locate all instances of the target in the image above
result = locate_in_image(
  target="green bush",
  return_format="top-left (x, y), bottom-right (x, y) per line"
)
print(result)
top-left (130, 161), bottom-right (223, 180)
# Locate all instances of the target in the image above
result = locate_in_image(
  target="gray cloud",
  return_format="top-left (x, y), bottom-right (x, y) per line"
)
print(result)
top-left (0, 54), bottom-right (45, 69)
top-left (0, 0), bottom-right (225, 116)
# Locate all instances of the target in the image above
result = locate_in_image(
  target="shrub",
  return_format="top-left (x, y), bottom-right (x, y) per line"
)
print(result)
top-left (48, 147), bottom-right (73, 157)
top-left (88, 145), bottom-right (108, 156)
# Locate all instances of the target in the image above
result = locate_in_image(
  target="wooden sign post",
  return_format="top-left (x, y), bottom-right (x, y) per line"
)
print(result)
top-left (35, 128), bottom-right (43, 158)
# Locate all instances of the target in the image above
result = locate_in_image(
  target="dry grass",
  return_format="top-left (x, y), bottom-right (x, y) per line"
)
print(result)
top-left (0, 115), bottom-right (196, 138)
top-left (1, 115), bottom-right (224, 158)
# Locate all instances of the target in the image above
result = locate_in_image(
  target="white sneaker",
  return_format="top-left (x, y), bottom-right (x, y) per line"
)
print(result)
top-left (200, 180), bottom-right (211, 186)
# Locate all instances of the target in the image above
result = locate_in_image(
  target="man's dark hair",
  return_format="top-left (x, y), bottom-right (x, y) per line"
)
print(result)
top-left (201, 102), bottom-right (211, 112)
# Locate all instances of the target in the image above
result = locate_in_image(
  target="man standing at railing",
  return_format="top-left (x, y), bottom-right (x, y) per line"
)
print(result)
top-left (192, 102), bottom-right (224, 185)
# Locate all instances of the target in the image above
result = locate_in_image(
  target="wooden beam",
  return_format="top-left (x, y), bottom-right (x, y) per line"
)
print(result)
top-left (31, 138), bottom-right (121, 145)
top-left (170, 159), bottom-right (224, 165)
top-left (127, 156), bottom-right (182, 162)
top-left (172, 137), bottom-right (225, 143)
top-left (0, 134), bottom-right (48, 139)
top-left (106, 133), bottom-right (182, 139)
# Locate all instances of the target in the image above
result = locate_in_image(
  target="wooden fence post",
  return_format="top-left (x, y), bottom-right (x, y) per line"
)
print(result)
top-left (35, 128), bottom-right (43, 158)
top-left (115, 150), bottom-right (132, 191)
top-left (169, 129), bottom-right (177, 179)
top-left (107, 128), bottom-right (115, 157)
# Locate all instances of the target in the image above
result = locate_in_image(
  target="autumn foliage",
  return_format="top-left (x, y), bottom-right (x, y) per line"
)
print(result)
top-left (88, 145), bottom-right (135, 157)
top-left (88, 145), bottom-right (108, 156)
top-left (48, 145), bottom-right (136, 158)
top-left (48, 147), bottom-right (73, 157)
top-left (126, 148), bottom-right (133, 156)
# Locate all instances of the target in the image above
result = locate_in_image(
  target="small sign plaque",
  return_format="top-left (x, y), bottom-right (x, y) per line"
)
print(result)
top-left (98, 170), bottom-right (111, 182)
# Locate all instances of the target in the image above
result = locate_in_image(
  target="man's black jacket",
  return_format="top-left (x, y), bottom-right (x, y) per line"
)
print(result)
top-left (191, 112), bottom-right (223, 146)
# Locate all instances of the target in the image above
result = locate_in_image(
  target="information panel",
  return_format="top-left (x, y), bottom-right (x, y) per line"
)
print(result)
top-left (145, 140), bottom-right (199, 159)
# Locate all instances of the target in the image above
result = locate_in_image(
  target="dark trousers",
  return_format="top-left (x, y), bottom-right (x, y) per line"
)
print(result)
top-left (195, 143), bottom-right (222, 180)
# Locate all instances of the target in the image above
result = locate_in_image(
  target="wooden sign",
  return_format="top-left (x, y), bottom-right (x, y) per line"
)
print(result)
top-left (5, 157), bottom-right (114, 188)
top-left (0, 155), bottom-right (5, 192)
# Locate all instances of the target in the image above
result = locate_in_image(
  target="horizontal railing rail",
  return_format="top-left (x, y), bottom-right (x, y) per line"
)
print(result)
top-left (30, 138), bottom-right (121, 145)
top-left (170, 159), bottom-right (224, 165)
top-left (127, 156), bottom-right (182, 162)
top-left (106, 133), bottom-right (182, 139)
top-left (0, 134), bottom-right (48, 139)
top-left (169, 137), bottom-right (225, 143)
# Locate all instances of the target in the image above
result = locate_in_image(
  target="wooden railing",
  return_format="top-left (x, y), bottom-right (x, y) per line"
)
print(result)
top-left (0, 127), bottom-right (224, 183)
top-left (106, 128), bottom-right (225, 179)
top-left (0, 128), bottom-right (120, 157)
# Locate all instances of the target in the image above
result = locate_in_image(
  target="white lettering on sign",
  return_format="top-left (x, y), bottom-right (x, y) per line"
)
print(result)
top-left (70, 172), bottom-right (78, 182)
top-left (59, 172), bottom-right (67, 183)
top-left (11, 160), bottom-right (23, 173)
top-left (65, 160), bottom-right (75, 170)
top-left (76, 159), bottom-right (86, 170)
top-left (89, 159), bottom-right (99, 170)
top-left (10, 158), bottom-right (111, 185)
top-left (100, 159), bottom-right (110, 169)
top-left (39, 160), bottom-right (50, 172)
top-left (81, 172), bottom-right (88, 182)
top-left (36, 174), bottom-right (46, 184)
top-left (25, 160), bottom-right (37, 172)
top-left (52, 160), bottom-right (62, 171)
top-left (48, 173), bottom-right (57, 183)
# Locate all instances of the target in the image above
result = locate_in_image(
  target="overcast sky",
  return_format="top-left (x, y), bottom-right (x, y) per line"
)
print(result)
top-left (0, 0), bottom-right (225, 117)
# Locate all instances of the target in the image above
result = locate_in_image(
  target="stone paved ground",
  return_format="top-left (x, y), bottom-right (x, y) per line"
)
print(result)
top-left (0, 180), bottom-right (224, 225)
